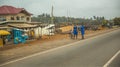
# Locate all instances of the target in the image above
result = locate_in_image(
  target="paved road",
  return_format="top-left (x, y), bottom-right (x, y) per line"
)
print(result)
top-left (0, 29), bottom-right (120, 67)
top-left (107, 52), bottom-right (120, 67)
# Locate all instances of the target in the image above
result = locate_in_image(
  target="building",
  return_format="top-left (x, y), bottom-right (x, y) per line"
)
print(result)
top-left (34, 24), bottom-right (55, 37)
top-left (27, 22), bottom-right (55, 38)
top-left (8, 23), bottom-right (37, 39)
top-left (0, 5), bottom-right (32, 23)
top-left (28, 23), bottom-right (55, 38)
top-left (0, 5), bottom-right (55, 43)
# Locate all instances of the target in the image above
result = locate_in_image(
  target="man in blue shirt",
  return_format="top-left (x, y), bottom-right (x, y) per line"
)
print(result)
top-left (80, 25), bottom-right (85, 39)
top-left (73, 25), bottom-right (78, 39)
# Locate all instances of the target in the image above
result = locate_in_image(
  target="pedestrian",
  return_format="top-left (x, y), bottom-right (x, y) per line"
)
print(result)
top-left (3, 36), bottom-right (6, 45)
top-left (80, 25), bottom-right (85, 39)
top-left (73, 25), bottom-right (78, 39)
top-left (69, 30), bottom-right (73, 39)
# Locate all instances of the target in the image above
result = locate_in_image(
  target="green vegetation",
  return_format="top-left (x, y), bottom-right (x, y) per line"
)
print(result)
top-left (31, 13), bottom-right (115, 27)
top-left (113, 17), bottom-right (120, 26)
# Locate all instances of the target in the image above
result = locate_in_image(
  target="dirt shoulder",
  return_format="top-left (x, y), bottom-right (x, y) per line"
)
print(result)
top-left (0, 28), bottom-right (119, 64)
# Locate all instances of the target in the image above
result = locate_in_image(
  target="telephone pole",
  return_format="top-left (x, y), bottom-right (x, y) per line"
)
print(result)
top-left (51, 5), bottom-right (54, 24)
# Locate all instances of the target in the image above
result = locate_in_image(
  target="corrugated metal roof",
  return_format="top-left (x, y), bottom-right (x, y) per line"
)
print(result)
top-left (8, 24), bottom-right (37, 28)
top-left (0, 5), bottom-right (32, 15)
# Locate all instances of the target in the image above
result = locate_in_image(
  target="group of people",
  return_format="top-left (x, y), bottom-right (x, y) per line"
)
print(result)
top-left (70, 25), bottom-right (85, 39)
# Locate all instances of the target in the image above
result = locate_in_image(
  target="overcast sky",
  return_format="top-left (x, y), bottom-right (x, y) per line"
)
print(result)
top-left (0, 0), bottom-right (120, 19)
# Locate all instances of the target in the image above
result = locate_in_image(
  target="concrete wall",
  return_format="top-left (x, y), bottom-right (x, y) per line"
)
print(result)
top-left (34, 24), bottom-right (55, 38)
top-left (0, 13), bottom-right (31, 22)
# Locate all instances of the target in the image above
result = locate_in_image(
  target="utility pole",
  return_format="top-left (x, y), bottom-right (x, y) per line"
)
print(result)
top-left (48, 5), bottom-right (54, 39)
top-left (51, 5), bottom-right (54, 24)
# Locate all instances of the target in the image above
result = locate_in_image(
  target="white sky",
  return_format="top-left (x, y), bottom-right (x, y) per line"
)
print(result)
top-left (0, 0), bottom-right (120, 19)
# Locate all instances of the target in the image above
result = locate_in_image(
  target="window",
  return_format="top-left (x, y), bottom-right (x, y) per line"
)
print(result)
top-left (26, 17), bottom-right (29, 21)
top-left (11, 16), bottom-right (14, 20)
top-left (0, 16), bottom-right (6, 21)
top-left (21, 16), bottom-right (24, 20)
top-left (0, 17), bottom-right (2, 21)
top-left (16, 16), bottom-right (20, 20)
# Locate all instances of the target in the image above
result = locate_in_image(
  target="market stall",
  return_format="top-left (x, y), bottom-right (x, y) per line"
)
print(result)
top-left (0, 30), bottom-right (10, 47)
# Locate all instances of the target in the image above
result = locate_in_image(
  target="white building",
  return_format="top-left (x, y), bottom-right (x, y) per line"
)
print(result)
top-left (34, 24), bottom-right (55, 38)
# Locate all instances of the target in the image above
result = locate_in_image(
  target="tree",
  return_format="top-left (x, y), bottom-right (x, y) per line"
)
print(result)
top-left (93, 16), bottom-right (96, 20)
top-left (113, 17), bottom-right (120, 26)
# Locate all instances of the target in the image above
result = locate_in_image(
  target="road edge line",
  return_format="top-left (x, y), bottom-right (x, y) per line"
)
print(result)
top-left (103, 50), bottom-right (120, 67)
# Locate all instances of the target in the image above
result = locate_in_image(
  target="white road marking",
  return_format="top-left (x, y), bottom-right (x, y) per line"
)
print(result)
top-left (103, 50), bottom-right (120, 67)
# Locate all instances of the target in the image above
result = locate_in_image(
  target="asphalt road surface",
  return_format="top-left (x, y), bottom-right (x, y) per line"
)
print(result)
top-left (0, 29), bottom-right (120, 67)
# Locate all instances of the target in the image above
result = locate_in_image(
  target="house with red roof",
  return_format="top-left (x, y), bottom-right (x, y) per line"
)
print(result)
top-left (0, 5), bottom-right (32, 22)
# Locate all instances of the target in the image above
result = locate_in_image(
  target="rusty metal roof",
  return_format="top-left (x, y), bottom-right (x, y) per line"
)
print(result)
top-left (8, 24), bottom-right (37, 28)
top-left (0, 5), bottom-right (32, 15)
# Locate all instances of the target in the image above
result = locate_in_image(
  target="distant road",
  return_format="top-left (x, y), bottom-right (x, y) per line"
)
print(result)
top-left (0, 29), bottom-right (120, 67)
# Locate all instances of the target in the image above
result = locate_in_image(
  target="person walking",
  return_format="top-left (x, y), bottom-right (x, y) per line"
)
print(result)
top-left (80, 25), bottom-right (85, 39)
top-left (73, 25), bottom-right (78, 39)
top-left (69, 30), bottom-right (73, 39)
